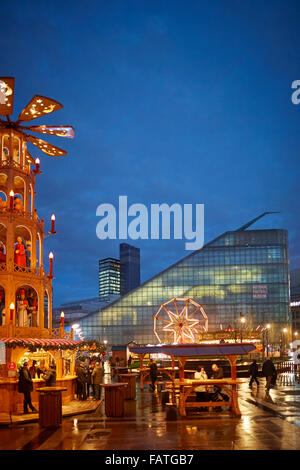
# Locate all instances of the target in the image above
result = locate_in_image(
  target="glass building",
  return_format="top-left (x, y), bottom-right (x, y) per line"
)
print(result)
top-left (84, 228), bottom-right (290, 345)
top-left (98, 258), bottom-right (120, 300)
top-left (120, 243), bottom-right (140, 295)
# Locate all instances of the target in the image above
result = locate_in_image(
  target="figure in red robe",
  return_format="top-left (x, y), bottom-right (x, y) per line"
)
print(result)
top-left (14, 236), bottom-right (26, 266)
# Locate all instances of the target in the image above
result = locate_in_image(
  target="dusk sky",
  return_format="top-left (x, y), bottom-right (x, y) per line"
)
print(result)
top-left (2, 0), bottom-right (300, 306)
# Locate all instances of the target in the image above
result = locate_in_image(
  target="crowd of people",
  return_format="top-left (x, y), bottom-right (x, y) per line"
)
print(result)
top-left (16, 354), bottom-right (279, 416)
top-left (75, 359), bottom-right (104, 401)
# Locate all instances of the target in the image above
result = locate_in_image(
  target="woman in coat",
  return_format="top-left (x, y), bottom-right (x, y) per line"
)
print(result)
top-left (92, 362), bottom-right (104, 400)
top-left (18, 362), bottom-right (38, 414)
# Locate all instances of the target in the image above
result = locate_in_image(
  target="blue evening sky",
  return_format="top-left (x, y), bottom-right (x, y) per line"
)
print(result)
top-left (1, 0), bottom-right (300, 305)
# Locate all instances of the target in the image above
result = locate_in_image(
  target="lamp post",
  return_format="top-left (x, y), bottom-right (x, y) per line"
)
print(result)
top-left (282, 327), bottom-right (288, 357)
top-left (240, 315), bottom-right (246, 343)
top-left (266, 324), bottom-right (271, 358)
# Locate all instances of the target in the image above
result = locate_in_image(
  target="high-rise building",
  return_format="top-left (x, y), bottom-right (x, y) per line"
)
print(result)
top-left (290, 268), bottom-right (300, 334)
top-left (85, 226), bottom-right (290, 345)
top-left (98, 258), bottom-right (120, 300)
top-left (120, 243), bottom-right (140, 295)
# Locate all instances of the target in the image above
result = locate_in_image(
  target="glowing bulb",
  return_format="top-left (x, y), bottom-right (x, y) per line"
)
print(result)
top-left (49, 252), bottom-right (54, 259)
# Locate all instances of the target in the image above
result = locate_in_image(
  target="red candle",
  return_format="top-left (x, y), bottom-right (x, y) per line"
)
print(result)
top-left (35, 158), bottom-right (40, 172)
top-left (10, 302), bottom-right (14, 322)
top-left (49, 252), bottom-right (53, 277)
top-left (60, 311), bottom-right (64, 327)
top-left (51, 214), bottom-right (56, 233)
top-left (9, 190), bottom-right (14, 211)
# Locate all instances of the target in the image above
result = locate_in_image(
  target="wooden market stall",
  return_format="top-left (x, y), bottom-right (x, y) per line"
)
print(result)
top-left (129, 342), bottom-right (257, 417)
top-left (0, 336), bottom-right (82, 413)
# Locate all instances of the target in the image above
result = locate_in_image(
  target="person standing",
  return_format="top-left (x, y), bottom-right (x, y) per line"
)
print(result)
top-left (262, 358), bottom-right (277, 391)
top-left (149, 358), bottom-right (158, 392)
top-left (42, 364), bottom-right (57, 387)
top-left (18, 362), bottom-right (38, 414)
top-left (86, 362), bottom-right (94, 398)
top-left (194, 366), bottom-right (208, 404)
top-left (76, 362), bottom-right (87, 400)
top-left (28, 360), bottom-right (37, 379)
top-left (92, 362), bottom-right (104, 400)
top-left (249, 360), bottom-right (259, 388)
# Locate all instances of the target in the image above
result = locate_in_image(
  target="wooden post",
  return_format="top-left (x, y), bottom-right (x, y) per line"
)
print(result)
top-left (226, 355), bottom-right (237, 380)
top-left (226, 355), bottom-right (241, 417)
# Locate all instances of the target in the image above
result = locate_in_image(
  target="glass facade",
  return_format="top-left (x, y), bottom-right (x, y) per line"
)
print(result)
top-left (120, 243), bottom-right (140, 295)
top-left (85, 229), bottom-right (290, 345)
top-left (98, 258), bottom-right (120, 300)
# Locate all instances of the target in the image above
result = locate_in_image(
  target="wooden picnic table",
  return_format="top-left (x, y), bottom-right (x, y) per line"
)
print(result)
top-left (102, 382), bottom-right (128, 417)
top-left (177, 378), bottom-right (245, 417)
top-left (139, 367), bottom-right (196, 390)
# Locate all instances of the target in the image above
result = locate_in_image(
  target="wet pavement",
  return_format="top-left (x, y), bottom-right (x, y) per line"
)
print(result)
top-left (1, 378), bottom-right (300, 450)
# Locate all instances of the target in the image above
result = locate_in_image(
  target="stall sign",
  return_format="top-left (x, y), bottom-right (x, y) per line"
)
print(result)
top-left (8, 361), bottom-right (16, 370)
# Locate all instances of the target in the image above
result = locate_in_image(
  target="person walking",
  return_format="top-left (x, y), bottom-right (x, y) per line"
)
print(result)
top-left (194, 366), bottom-right (208, 409)
top-left (92, 361), bottom-right (104, 400)
top-left (262, 358), bottom-right (277, 391)
top-left (42, 363), bottom-right (57, 387)
top-left (76, 362), bottom-right (87, 400)
top-left (149, 358), bottom-right (158, 392)
top-left (249, 360), bottom-right (259, 388)
top-left (18, 361), bottom-right (38, 414)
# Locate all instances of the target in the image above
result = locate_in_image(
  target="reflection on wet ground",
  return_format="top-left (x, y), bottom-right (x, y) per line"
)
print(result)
top-left (1, 380), bottom-right (300, 450)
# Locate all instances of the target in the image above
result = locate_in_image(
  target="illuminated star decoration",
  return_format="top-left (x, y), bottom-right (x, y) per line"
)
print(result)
top-left (154, 298), bottom-right (208, 344)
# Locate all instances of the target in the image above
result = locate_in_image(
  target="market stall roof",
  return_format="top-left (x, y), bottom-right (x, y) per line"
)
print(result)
top-left (129, 342), bottom-right (256, 357)
top-left (0, 337), bottom-right (83, 348)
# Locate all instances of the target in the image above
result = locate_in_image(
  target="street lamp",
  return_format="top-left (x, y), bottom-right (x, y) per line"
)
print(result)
top-left (240, 316), bottom-right (246, 343)
top-left (282, 328), bottom-right (288, 356)
top-left (266, 324), bottom-right (271, 357)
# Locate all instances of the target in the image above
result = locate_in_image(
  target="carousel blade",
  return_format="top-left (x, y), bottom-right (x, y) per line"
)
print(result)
top-left (25, 149), bottom-right (35, 164)
top-left (18, 95), bottom-right (63, 122)
top-left (0, 77), bottom-right (15, 116)
top-left (25, 125), bottom-right (75, 138)
top-left (26, 135), bottom-right (67, 156)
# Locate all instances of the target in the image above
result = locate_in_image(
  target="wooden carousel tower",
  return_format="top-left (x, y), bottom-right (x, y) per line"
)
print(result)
top-left (0, 77), bottom-right (75, 338)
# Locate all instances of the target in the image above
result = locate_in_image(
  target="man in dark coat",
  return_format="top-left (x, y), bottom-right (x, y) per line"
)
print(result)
top-left (76, 362), bottom-right (87, 400)
top-left (149, 359), bottom-right (158, 391)
top-left (42, 364), bottom-right (56, 387)
top-left (18, 362), bottom-right (38, 414)
top-left (262, 358), bottom-right (277, 390)
top-left (211, 363), bottom-right (228, 407)
top-left (249, 360), bottom-right (259, 387)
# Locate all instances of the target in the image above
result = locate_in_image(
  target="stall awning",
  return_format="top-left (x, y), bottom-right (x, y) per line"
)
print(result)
top-left (0, 337), bottom-right (83, 348)
top-left (129, 342), bottom-right (257, 357)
